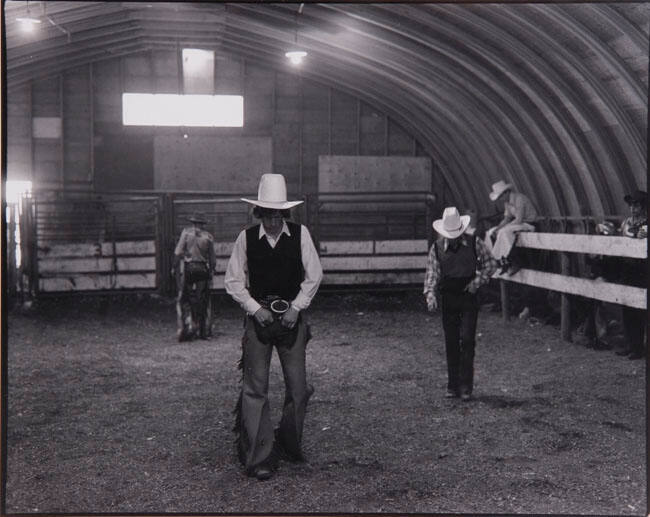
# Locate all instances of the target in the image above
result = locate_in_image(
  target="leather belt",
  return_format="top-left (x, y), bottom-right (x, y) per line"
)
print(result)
top-left (257, 295), bottom-right (290, 315)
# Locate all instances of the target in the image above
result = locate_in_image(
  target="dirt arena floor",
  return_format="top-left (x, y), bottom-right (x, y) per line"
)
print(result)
top-left (4, 290), bottom-right (646, 515)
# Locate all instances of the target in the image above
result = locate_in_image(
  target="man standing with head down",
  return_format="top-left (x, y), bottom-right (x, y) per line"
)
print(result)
top-left (424, 207), bottom-right (497, 401)
top-left (225, 173), bottom-right (323, 480)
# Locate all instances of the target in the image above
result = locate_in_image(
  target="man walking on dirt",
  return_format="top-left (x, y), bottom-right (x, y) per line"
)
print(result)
top-left (225, 173), bottom-right (323, 480)
top-left (424, 206), bottom-right (497, 401)
top-left (172, 212), bottom-right (216, 341)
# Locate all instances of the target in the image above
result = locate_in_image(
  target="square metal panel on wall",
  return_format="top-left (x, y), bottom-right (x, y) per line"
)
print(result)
top-left (154, 135), bottom-right (272, 192)
top-left (318, 155), bottom-right (432, 192)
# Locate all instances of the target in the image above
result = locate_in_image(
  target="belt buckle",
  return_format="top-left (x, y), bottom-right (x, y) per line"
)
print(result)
top-left (270, 298), bottom-right (290, 315)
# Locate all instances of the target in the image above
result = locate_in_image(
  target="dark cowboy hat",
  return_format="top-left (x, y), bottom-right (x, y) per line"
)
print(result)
top-left (188, 212), bottom-right (208, 224)
top-left (624, 190), bottom-right (647, 204)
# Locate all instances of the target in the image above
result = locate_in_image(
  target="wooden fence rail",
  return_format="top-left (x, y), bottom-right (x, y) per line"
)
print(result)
top-left (496, 232), bottom-right (647, 341)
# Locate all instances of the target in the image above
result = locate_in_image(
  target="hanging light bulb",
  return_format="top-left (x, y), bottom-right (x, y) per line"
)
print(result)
top-left (285, 50), bottom-right (307, 65)
top-left (286, 4), bottom-right (307, 66)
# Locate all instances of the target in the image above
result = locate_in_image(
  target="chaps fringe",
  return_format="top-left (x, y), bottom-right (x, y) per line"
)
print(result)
top-left (232, 330), bottom-right (248, 467)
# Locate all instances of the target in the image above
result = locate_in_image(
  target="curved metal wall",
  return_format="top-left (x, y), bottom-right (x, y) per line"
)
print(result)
top-left (5, 2), bottom-right (648, 217)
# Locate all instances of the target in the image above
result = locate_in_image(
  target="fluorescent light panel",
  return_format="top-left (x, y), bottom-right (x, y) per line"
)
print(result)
top-left (122, 93), bottom-right (243, 127)
top-left (5, 180), bottom-right (32, 204)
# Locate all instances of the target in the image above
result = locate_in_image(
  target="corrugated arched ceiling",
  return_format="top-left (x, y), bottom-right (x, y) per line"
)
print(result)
top-left (4, 1), bottom-right (649, 217)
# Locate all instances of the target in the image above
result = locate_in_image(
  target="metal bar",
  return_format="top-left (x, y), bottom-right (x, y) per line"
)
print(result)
top-left (172, 198), bottom-right (249, 205)
top-left (59, 74), bottom-right (64, 188)
top-left (318, 191), bottom-right (431, 196)
top-left (356, 98), bottom-right (361, 155)
top-left (31, 199), bottom-right (39, 296)
top-left (384, 113), bottom-right (389, 156)
top-left (155, 196), bottom-right (162, 294)
top-left (7, 206), bottom-right (17, 300)
top-left (328, 86), bottom-right (332, 156)
top-left (299, 74), bottom-right (303, 195)
top-left (29, 81), bottom-right (35, 184)
top-left (89, 63), bottom-right (95, 186)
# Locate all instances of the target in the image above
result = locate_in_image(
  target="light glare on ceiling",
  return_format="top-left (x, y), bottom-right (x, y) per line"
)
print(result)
top-left (285, 50), bottom-right (307, 65)
top-left (16, 16), bottom-right (41, 32)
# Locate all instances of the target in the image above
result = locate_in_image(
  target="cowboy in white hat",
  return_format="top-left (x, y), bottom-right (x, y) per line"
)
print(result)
top-left (224, 173), bottom-right (323, 480)
top-left (424, 207), bottom-right (497, 401)
top-left (172, 212), bottom-right (216, 341)
top-left (485, 180), bottom-right (538, 275)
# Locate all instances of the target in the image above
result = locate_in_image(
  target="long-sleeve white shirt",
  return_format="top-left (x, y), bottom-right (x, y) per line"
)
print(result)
top-left (224, 221), bottom-right (323, 315)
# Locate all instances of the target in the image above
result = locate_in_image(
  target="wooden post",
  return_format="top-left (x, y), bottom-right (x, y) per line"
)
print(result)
top-left (308, 192), bottom-right (320, 252)
top-left (29, 197), bottom-right (39, 297)
top-left (7, 205), bottom-right (17, 301)
top-left (560, 252), bottom-right (571, 341)
top-left (154, 196), bottom-right (163, 294)
top-left (425, 193), bottom-right (434, 248)
top-left (500, 280), bottom-right (509, 321)
top-left (160, 193), bottom-right (175, 295)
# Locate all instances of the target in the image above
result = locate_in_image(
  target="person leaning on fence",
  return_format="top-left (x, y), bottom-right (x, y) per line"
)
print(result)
top-left (172, 212), bottom-right (216, 342)
top-left (613, 189), bottom-right (647, 359)
top-left (485, 180), bottom-right (538, 276)
top-left (424, 206), bottom-right (498, 401)
top-left (576, 220), bottom-right (622, 351)
top-left (224, 173), bottom-right (323, 481)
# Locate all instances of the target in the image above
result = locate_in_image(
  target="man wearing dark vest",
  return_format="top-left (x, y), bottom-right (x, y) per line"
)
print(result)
top-left (225, 174), bottom-right (323, 480)
top-left (424, 207), bottom-right (497, 401)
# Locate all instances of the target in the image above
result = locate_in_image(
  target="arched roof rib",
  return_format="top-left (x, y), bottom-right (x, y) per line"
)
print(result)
top-left (342, 4), bottom-right (568, 214)
top-left (529, 4), bottom-right (647, 211)
top-left (3, 2), bottom-right (647, 216)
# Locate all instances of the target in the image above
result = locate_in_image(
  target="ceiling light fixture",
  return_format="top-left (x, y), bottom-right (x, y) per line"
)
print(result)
top-left (16, 1), bottom-right (41, 32)
top-left (285, 3), bottom-right (307, 66)
top-left (285, 50), bottom-right (307, 66)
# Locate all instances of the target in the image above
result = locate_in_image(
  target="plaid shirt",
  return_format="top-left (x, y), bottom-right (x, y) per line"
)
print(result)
top-left (423, 234), bottom-right (498, 295)
top-left (620, 215), bottom-right (647, 238)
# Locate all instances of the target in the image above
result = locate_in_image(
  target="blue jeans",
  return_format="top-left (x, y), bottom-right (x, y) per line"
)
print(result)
top-left (440, 290), bottom-right (479, 394)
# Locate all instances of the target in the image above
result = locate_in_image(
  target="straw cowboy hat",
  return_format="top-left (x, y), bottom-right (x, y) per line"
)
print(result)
top-left (489, 180), bottom-right (513, 202)
top-left (241, 173), bottom-right (304, 209)
top-left (433, 207), bottom-right (471, 239)
top-left (188, 212), bottom-right (208, 224)
top-left (624, 190), bottom-right (647, 205)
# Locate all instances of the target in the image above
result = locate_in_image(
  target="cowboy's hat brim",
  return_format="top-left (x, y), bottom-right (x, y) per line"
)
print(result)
top-left (432, 215), bottom-right (471, 239)
top-left (489, 183), bottom-right (513, 201)
top-left (624, 193), bottom-right (647, 204)
top-left (241, 198), bottom-right (304, 209)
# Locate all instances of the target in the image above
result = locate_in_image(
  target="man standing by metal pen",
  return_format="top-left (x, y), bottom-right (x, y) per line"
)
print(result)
top-left (225, 173), bottom-right (323, 481)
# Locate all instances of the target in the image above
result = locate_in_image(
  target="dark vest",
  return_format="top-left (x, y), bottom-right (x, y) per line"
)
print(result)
top-left (435, 234), bottom-right (477, 293)
top-left (246, 221), bottom-right (304, 301)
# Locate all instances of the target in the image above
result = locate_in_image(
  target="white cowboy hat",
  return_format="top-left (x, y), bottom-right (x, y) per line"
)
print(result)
top-left (241, 174), bottom-right (304, 209)
top-left (489, 180), bottom-right (513, 201)
top-left (432, 206), bottom-right (471, 239)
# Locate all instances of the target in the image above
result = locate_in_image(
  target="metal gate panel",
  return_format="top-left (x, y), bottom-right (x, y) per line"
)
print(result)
top-left (31, 192), bottom-right (160, 293)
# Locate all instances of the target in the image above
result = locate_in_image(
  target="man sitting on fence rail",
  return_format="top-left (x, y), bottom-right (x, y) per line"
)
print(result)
top-left (172, 212), bottom-right (216, 342)
top-left (485, 180), bottom-right (538, 276)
